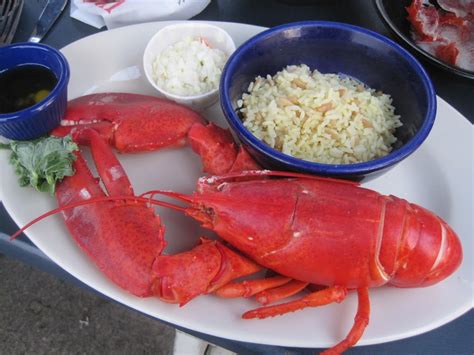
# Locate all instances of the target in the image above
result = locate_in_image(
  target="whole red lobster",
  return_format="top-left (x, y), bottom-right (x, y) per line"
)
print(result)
top-left (34, 93), bottom-right (462, 354)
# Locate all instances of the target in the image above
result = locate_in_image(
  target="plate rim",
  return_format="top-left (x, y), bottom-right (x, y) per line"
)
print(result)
top-left (1, 20), bottom-right (473, 349)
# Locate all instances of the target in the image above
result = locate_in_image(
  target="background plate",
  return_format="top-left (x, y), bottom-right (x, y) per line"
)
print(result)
top-left (0, 21), bottom-right (472, 348)
top-left (374, 0), bottom-right (474, 80)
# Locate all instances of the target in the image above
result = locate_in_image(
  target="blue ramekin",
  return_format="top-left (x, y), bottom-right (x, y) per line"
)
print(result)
top-left (220, 21), bottom-right (437, 180)
top-left (0, 43), bottom-right (70, 140)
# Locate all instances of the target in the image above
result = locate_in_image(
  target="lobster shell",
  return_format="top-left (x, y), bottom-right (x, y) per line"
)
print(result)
top-left (182, 172), bottom-right (463, 289)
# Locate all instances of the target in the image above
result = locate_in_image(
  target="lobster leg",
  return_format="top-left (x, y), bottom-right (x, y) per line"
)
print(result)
top-left (321, 288), bottom-right (370, 355)
top-left (214, 276), bottom-right (309, 305)
top-left (255, 280), bottom-right (310, 305)
top-left (214, 276), bottom-right (292, 298)
top-left (243, 286), bottom-right (370, 355)
top-left (242, 286), bottom-right (348, 319)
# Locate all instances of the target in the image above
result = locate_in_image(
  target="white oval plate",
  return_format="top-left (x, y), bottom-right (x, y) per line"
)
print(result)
top-left (0, 21), bottom-right (472, 348)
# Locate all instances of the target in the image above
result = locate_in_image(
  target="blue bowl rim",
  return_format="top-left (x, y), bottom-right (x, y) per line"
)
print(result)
top-left (0, 42), bottom-right (70, 123)
top-left (220, 20), bottom-right (437, 176)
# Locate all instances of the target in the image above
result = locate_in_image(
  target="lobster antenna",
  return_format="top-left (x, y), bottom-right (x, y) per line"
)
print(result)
top-left (140, 190), bottom-right (193, 203)
top-left (198, 170), bottom-right (360, 186)
top-left (10, 195), bottom-right (185, 241)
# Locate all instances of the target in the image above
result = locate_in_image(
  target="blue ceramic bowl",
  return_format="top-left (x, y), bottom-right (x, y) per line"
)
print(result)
top-left (0, 43), bottom-right (70, 140)
top-left (220, 21), bottom-right (437, 180)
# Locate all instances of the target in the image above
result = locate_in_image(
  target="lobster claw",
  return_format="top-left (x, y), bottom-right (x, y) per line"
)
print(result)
top-left (55, 128), bottom-right (166, 297)
top-left (52, 93), bottom-right (205, 153)
top-left (52, 93), bottom-right (259, 176)
top-left (151, 238), bottom-right (261, 306)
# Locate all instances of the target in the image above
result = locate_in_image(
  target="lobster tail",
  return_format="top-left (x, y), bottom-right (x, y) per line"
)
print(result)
top-left (421, 218), bottom-right (463, 287)
top-left (390, 203), bottom-right (463, 288)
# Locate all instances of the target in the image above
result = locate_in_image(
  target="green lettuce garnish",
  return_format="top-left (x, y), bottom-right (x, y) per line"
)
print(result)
top-left (0, 135), bottom-right (79, 194)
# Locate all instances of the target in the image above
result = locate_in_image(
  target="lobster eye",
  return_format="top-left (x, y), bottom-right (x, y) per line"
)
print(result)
top-left (204, 206), bottom-right (215, 217)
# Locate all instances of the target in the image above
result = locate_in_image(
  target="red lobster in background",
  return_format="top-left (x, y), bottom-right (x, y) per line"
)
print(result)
top-left (406, 0), bottom-right (474, 71)
top-left (31, 93), bottom-right (462, 354)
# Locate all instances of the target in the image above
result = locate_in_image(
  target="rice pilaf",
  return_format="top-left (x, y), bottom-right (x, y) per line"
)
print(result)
top-left (238, 64), bottom-right (402, 164)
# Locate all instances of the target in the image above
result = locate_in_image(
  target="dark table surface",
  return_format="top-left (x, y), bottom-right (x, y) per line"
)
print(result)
top-left (2, 0), bottom-right (473, 354)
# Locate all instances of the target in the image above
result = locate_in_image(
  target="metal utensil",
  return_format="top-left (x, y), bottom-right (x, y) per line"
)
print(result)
top-left (0, 1), bottom-right (15, 40)
top-left (0, 0), bottom-right (13, 17)
top-left (0, 1), bottom-right (8, 17)
top-left (28, 0), bottom-right (68, 43)
top-left (0, 0), bottom-right (23, 46)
